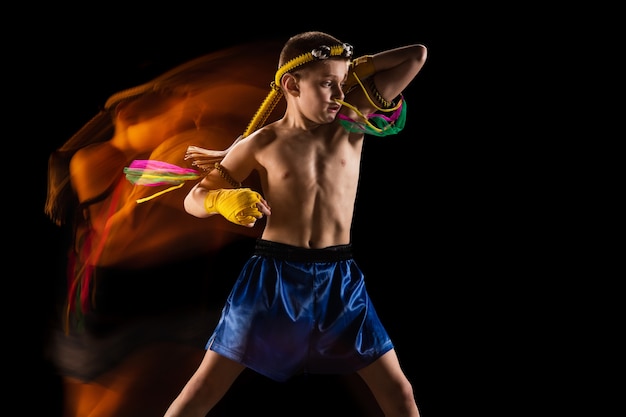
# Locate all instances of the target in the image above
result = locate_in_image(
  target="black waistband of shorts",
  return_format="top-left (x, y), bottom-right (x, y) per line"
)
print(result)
top-left (254, 239), bottom-right (353, 262)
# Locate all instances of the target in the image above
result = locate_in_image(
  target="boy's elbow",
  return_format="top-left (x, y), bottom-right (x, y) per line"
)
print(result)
top-left (404, 44), bottom-right (427, 78)
top-left (412, 44), bottom-right (428, 67)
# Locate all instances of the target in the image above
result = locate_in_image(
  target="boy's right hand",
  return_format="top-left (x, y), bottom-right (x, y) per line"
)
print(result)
top-left (204, 188), bottom-right (268, 227)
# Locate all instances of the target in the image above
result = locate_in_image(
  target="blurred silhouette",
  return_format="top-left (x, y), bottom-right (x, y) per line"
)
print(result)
top-left (45, 41), bottom-right (281, 417)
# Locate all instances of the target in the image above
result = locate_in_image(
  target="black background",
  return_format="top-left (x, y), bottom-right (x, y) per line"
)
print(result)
top-left (19, 8), bottom-right (524, 417)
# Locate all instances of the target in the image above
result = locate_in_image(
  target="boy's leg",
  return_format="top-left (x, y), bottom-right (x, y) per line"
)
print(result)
top-left (357, 349), bottom-right (420, 417)
top-left (164, 349), bottom-right (245, 417)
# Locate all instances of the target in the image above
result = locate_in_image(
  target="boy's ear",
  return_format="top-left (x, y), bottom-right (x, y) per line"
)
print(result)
top-left (282, 73), bottom-right (300, 97)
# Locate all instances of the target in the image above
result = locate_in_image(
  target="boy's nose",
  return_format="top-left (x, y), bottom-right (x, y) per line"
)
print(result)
top-left (333, 86), bottom-right (345, 100)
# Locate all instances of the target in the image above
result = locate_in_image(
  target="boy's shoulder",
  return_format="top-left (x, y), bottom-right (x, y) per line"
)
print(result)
top-left (239, 124), bottom-right (280, 150)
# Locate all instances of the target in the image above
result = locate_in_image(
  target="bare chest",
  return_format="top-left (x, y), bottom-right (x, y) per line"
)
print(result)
top-left (267, 139), bottom-right (361, 185)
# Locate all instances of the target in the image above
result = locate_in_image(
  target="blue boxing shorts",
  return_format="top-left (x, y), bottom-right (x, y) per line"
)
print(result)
top-left (206, 239), bottom-right (394, 382)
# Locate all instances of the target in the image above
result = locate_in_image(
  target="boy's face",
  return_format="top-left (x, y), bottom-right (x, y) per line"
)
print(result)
top-left (292, 58), bottom-right (350, 124)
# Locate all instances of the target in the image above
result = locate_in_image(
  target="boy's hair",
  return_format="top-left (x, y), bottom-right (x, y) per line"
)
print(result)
top-left (278, 31), bottom-right (345, 68)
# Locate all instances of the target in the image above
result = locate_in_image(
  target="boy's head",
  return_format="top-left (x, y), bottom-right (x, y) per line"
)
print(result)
top-left (275, 31), bottom-right (353, 85)
top-left (243, 31), bottom-right (353, 137)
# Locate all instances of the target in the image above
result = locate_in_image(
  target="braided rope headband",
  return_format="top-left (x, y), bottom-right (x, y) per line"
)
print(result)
top-left (243, 43), bottom-right (353, 137)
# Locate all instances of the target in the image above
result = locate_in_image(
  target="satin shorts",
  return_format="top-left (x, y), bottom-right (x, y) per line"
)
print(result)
top-left (207, 239), bottom-right (393, 382)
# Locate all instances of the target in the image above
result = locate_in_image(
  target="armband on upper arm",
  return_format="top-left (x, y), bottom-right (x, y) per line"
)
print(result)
top-left (344, 55), bottom-right (375, 93)
top-left (368, 78), bottom-right (400, 110)
top-left (213, 162), bottom-right (242, 188)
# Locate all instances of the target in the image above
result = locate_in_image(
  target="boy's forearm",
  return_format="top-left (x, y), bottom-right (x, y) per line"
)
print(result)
top-left (371, 44), bottom-right (427, 73)
top-left (184, 182), bottom-right (213, 218)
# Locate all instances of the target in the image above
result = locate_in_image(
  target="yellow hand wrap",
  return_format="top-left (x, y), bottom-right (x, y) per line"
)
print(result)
top-left (204, 188), bottom-right (263, 226)
top-left (344, 55), bottom-right (375, 93)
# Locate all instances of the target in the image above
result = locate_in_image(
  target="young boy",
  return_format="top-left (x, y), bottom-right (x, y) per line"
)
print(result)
top-left (165, 31), bottom-right (427, 417)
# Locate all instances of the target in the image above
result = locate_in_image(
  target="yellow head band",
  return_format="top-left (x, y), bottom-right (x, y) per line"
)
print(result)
top-left (243, 43), bottom-right (354, 137)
